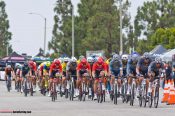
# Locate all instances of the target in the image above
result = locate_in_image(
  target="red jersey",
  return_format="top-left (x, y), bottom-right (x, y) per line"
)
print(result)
top-left (92, 62), bottom-right (107, 72)
top-left (77, 62), bottom-right (91, 71)
top-left (50, 62), bottom-right (62, 73)
top-left (30, 62), bottom-right (37, 71)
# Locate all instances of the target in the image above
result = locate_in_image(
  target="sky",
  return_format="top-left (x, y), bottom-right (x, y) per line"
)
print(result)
top-left (4, 0), bottom-right (150, 56)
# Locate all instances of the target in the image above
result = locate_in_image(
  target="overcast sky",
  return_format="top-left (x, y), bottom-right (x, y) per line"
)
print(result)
top-left (4, 0), bottom-right (150, 56)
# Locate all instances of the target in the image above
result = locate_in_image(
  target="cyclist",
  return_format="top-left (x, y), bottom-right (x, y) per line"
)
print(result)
top-left (20, 62), bottom-right (30, 92)
top-left (5, 64), bottom-right (14, 90)
top-left (77, 55), bottom-right (85, 65)
top-left (76, 58), bottom-right (91, 96)
top-left (61, 57), bottom-right (69, 93)
top-left (126, 52), bottom-right (140, 95)
top-left (92, 57), bottom-right (108, 100)
top-left (41, 61), bottom-right (51, 94)
top-left (109, 54), bottom-right (123, 95)
top-left (48, 59), bottom-right (62, 96)
top-left (121, 54), bottom-right (129, 77)
top-left (136, 52), bottom-right (152, 97)
top-left (14, 63), bottom-right (22, 92)
top-left (28, 60), bottom-right (37, 91)
top-left (66, 57), bottom-right (77, 97)
top-left (148, 57), bottom-right (164, 96)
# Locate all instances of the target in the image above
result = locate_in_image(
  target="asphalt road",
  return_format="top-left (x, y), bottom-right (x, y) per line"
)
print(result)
top-left (0, 81), bottom-right (175, 116)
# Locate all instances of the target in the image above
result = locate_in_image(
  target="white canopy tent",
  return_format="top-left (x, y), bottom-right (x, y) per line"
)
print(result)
top-left (160, 49), bottom-right (175, 62)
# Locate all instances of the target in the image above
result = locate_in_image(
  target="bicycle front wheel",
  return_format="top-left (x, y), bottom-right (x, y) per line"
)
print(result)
top-left (154, 86), bottom-right (159, 108)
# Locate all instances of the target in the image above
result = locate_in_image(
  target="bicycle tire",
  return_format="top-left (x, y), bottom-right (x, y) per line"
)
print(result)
top-left (114, 84), bottom-right (118, 105)
top-left (154, 86), bottom-right (159, 108)
top-left (142, 85), bottom-right (147, 107)
top-left (148, 93), bottom-right (153, 108)
top-left (130, 84), bottom-right (135, 106)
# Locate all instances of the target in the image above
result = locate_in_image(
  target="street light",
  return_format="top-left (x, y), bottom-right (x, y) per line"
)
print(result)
top-left (119, 0), bottom-right (123, 55)
top-left (72, 5), bottom-right (75, 57)
top-left (29, 12), bottom-right (47, 55)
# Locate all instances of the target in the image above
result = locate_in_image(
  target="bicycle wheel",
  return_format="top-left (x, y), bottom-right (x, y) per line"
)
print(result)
top-left (114, 84), bottom-right (118, 105)
top-left (103, 90), bottom-right (105, 102)
top-left (69, 81), bottom-right (74, 101)
top-left (130, 84), bottom-right (135, 106)
top-left (30, 82), bottom-right (33, 96)
top-left (148, 92), bottom-right (153, 108)
top-left (139, 86), bottom-right (142, 107)
top-left (142, 85), bottom-right (147, 107)
top-left (154, 86), bottom-right (159, 108)
top-left (121, 84), bottom-right (126, 103)
top-left (24, 79), bottom-right (28, 97)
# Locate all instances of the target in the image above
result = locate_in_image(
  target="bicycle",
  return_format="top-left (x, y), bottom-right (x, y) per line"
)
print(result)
top-left (69, 75), bottom-right (76, 101)
top-left (6, 75), bottom-right (12, 92)
top-left (23, 76), bottom-right (29, 97)
top-left (129, 75), bottom-right (137, 106)
top-left (16, 76), bottom-right (22, 93)
top-left (96, 76), bottom-right (106, 103)
top-left (148, 76), bottom-right (160, 108)
top-left (138, 75), bottom-right (147, 107)
top-left (78, 74), bottom-right (89, 101)
top-left (51, 77), bottom-right (58, 102)
top-left (121, 76), bottom-right (128, 103)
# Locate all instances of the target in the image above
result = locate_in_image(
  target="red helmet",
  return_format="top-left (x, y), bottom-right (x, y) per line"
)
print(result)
top-left (54, 59), bottom-right (61, 66)
top-left (28, 60), bottom-right (34, 66)
top-left (81, 58), bottom-right (87, 65)
top-left (97, 57), bottom-right (104, 65)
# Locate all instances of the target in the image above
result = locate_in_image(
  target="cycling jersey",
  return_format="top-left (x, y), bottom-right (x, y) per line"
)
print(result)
top-left (5, 68), bottom-right (13, 77)
top-left (43, 64), bottom-right (50, 73)
top-left (122, 60), bottom-right (127, 76)
top-left (66, 61), bottom-right (77, 71)
top-left (148, 61), bottom-right (164, 77)
top-left (109, 59), bottom-right (122, 77)
top-left (137, 57), bottom-right (152, 75)
top-left (92, 62), bottom-right (107, 78)
top-left (22, 66), bottom-right (30, 77)
top-left (127, 59), bottom-right (138, 75)
top-left (50, 62), bottom-right (62, 78)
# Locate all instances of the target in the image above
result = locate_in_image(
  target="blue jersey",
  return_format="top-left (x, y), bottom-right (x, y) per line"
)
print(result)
top-left (22, 66), bottom-right (30, 77)
top-left (109, 59), bottom-right (122, 76)
top-left (127, 59), bottom-right (137, 75)
top-left (148, 61), bottom-right (164, 77)
top-left (43, 64), bottom-right (50, 71)
top-left (137, 57), bottom-right (151, 75)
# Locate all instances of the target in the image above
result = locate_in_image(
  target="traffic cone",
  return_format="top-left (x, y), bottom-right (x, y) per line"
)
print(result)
top-left (161, 80), bottom-right (169, 103)
top-left (167, 79), bottom-right (175, 105)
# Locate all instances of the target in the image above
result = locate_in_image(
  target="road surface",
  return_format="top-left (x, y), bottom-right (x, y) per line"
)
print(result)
top-left (0, 81), bottom-right (175, 116)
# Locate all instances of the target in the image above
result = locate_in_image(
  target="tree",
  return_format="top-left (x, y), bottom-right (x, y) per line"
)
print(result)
top-left (0, 1), bottom-right (12, 57)
top-left (134, 0), bottom-right (175, 52)
top-left (78, 0), bottom-right (131, 57)
top-left (150, 28), bottom-right (175, 49)
top-left (49, 0), bottom-right (73, 57)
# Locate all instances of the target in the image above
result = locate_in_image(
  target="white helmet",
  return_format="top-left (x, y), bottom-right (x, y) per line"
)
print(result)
top-left (64, 57), bottom-right (70, 62)
top-left (87, 57), bottom-right (93, 63)
top-left (7, 65), bottom-right (11, 68)
top-left (71, 57), bottom-right (77, 62)
top-left (122, 54), bottom-right (129, 60)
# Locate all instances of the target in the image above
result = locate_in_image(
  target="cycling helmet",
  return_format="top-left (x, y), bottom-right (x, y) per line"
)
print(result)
top-left (87, 57), bottom-right (93, 63)
top-left (81, 58), bottom-right (87, 65)
top-left (113, 54), bottom-right (120, 61)
top-left (131, 53), bottom-right (139, 62)
top-left (155, 57), bottom-right (162, 63)
top-left (54, 59), bottom-right (61, 65)
top-left (64, 57), bottom-right (70, 62)
top-left (71, 57), bottom-right (77, 62)
top-left (121, 54), bottom-right (129, 60)
top-left (28, 60), bottom-right (34, 66)
top-left (45, 61), bottom-right (51, 67)
top-left (23, 62), bottom-right (28, 67)
top-left (7, 65), bottom-right (11, 68)
top-left (97, 57), bottom-right (104, 65)
top-left (58, 57), bottom-right (64, 63)
top-left (143, 52), bottom-right (150, 59)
